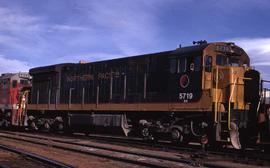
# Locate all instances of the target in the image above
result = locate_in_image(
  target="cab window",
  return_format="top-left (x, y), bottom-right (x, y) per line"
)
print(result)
top-left (228, 57), bottom-right (239, 66)
top-left (12, 80), bottom-right (17, 88)
top-left (216, 55), bottom-right (227, 66)
top-left (194, 56), bottom-right (201, 71)
top-left (20, 79), bottom-right (29, 85)
top-left (205, 56), bottom-right (212, 72)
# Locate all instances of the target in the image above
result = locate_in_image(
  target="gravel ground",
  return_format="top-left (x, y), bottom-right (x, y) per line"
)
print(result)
top-left (0, 132), bottom-right (268, 168)
top-left (0, 139), bottom-right (144, 168)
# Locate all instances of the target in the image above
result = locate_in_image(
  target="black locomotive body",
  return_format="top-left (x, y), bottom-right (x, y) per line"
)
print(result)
top-left (25, 41), bottom-right (269, 149)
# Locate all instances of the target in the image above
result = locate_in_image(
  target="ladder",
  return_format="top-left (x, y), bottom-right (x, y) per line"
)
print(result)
top-left (216, 112), bottom-right (230, 142)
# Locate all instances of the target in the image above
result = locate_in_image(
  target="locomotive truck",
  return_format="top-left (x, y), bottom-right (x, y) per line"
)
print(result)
top-left (1, 41), bottom-right (269, 149)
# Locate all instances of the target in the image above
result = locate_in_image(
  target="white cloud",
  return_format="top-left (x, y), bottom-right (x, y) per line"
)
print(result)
top-left (0, 6), bottom-right (89, 33)
top-left (0, 5), bottom-right (94, 65)
top-left (0, 6), bottom-right (43, 54)
top-left (56, 52), bottom-right (122, 64)
top-left (0, 55), bottom-right (30, 73)
top-left (80, 0), bottom-right (163, 55)
top-left (227, 37), bottom-right (270, 79)
top-left (228, 38), bottom-right (270, 66)
top-left (0, 6), bottom-right (41, 32)
top-left (50, 24), bottom-right (90, 31)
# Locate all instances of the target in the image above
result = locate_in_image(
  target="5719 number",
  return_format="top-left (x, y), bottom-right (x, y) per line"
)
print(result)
top-left (179, 92), bottom-right (193, 101)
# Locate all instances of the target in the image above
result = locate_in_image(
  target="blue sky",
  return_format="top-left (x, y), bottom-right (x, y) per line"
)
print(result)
top-left (0, 0), bottom-right (270, 80)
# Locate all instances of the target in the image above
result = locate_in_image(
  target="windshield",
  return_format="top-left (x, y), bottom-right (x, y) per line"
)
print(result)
top-left (216, 54), bottom-right (240, 67)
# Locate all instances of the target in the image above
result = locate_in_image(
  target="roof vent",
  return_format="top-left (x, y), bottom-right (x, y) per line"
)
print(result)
top-left (193, 40), bottom-right (207, 45)
top-left (1, 73), bottom-right (12, 76)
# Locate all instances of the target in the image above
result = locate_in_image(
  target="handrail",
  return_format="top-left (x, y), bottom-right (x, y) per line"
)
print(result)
top-left (228, 78), bottom-right (237, 130)
top-left (214, 67), bottom-right (218, 123)
top-left (259, 80), bottom-right (270, 111)
top-left (228, 77), bottom-right (251, 130)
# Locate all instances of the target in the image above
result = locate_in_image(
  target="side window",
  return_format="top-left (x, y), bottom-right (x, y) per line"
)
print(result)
top-left (169, 59), bottom-right (177, 74)
top-left (149, 58), bottom-right (157, 73)
top-left (12, 80), bottom-right (17, 88)
top-left (2, 79), bottom-right (9, 89)
top-left (205, 56), bottom-right (212, 72)
top-left (179, 57), bottom-right (187, 73)
top-left (194, 56), bottom-right (201, 71)
top-left (169, 57), bottom-right (187, 74)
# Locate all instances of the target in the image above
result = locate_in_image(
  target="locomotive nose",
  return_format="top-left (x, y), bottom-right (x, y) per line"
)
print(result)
top-left (244, 69), bottom-right (260, 104)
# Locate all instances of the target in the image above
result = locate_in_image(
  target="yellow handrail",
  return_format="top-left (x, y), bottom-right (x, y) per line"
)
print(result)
top-left (214, 67), bottom-right (218, 123)
top-left (228, 77), bottom-right (252, 130)
top-left (228, 78), bottom-right (238, 130)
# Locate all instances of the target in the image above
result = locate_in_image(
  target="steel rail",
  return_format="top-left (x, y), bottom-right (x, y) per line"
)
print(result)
top-left (2, 130), bottom-right (270, 167)
top-left (0, 144), bottom-right (74, 168)
top-left (0, 164), bottom-right (10, 168)
top-left (0, 131), bottom-right (233, 168)
top-left (0, 134), bottom-right (190, 168)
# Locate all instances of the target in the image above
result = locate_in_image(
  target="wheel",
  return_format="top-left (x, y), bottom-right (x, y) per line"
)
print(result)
top-left (171, 128), bottom-right (184, 144)
top-left (30, 121), bottom-right (38, 130)
top-left (141, 127), bottom-right (154, 141)
top-left (44, 122), bottom-right (50, 131)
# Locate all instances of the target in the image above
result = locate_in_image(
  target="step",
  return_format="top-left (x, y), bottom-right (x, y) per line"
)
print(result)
top-left (218, 139), bottom-right (230, 142)
top-left (220, 134), bottom-right (230, 141)
top-left (221, 129), bottom-right (229, 132)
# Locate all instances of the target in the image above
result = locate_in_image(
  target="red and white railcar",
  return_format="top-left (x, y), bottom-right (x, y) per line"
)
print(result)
top-left (0, 73), bottom-right (31, 127)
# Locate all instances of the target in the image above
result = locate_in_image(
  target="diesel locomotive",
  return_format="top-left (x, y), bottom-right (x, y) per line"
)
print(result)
top-left (1, 41), bottom-right (269, 149)
top-left (0, 73), bottom-right (31, 127)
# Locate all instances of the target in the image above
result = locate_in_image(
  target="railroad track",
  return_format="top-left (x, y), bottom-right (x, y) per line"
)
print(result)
top-left (76, 132), bottom-right (270, 165)
top-left (0, 143), bottom-right (74, 168)
top-left (0, 130), bottom-right (245, 168)
top-left (0, 163), bottom-right (9, 168)
top-left (62, 132), bottom-right (270, 166)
